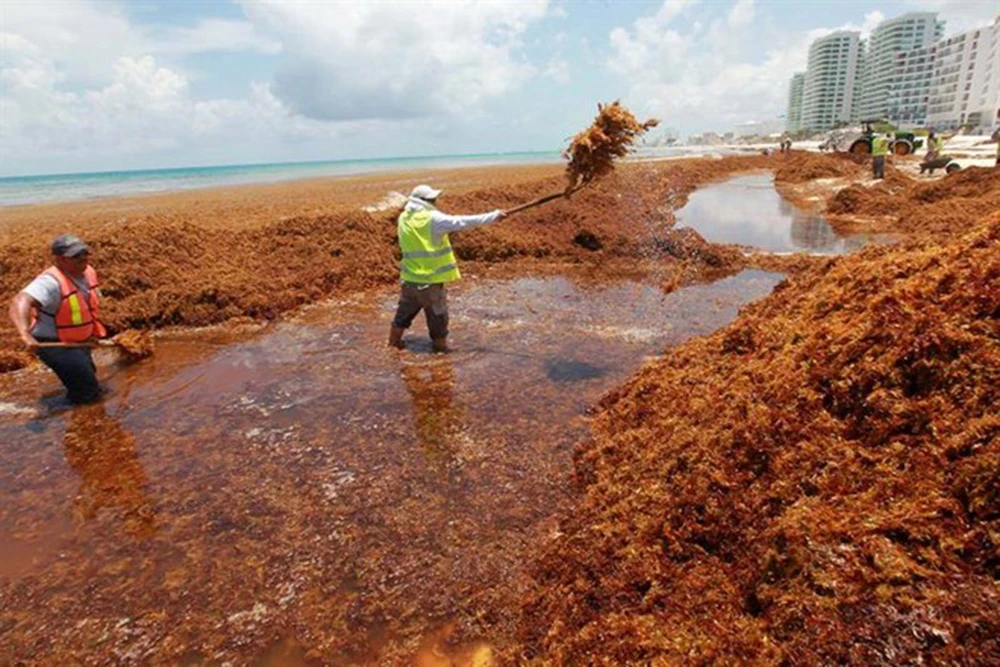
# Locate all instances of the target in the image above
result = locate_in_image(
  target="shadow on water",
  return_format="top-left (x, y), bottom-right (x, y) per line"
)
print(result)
top-left (544, 358), bottom-right (607, 384)
top-left (0, 268), bottom-right (784, 663)
top-left (675, 172), bottom-right (892, 254)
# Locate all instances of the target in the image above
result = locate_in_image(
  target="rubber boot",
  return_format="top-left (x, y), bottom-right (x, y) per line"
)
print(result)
top-left (388, 326), bottom-right (405, 349)
top-left (431, 337), bottom-right (449, 354)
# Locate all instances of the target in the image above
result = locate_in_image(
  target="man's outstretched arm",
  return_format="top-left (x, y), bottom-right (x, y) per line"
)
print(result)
top-left (431, 209), bottom-right (507, 241)
top-left (9, 292), bottom-right (40, 349)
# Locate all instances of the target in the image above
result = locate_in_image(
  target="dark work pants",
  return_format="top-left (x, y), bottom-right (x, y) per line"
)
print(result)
top-left (873, 156), bottom-right (886, 179)
top-left (36, 346), bottom-right (102, 404)
top-left (392, 283), bottom-right (449, 340)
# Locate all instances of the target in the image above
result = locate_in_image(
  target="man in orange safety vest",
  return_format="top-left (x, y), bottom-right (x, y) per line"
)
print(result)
top-left (8, 235), bottom-right (108, 404)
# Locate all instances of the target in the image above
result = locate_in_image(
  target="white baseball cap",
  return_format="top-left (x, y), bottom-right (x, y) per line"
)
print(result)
top-left (410, 184), bottom-right (442, 201)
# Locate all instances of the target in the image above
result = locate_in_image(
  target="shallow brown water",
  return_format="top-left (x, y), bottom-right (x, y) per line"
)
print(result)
top-left (0, 269), bottom-right (781, 664)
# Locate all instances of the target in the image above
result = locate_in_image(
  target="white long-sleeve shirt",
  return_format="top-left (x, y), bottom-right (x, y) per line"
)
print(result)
top-left (404, 197), bottom-right (503, 244)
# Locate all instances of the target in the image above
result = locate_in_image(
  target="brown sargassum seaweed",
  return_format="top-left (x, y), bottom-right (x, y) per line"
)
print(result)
top-left (564, 101), bottom-right (659, 193)
top-left (109, 328), bottom-right (154, 361)
top-left (828, 166), bottom-right (1000, 237)
top-left (516, 218), bottom-right (1000, 664)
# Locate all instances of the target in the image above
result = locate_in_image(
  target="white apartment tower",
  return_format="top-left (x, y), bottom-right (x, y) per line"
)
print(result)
top-left (800, 32), bottom-right (862, 132)
top-left (856, 12), bottom-right (945, 121)
top-left (887, 44), bottom-right (936, 127)
top-left (787, 72), bottom-right (805, 132)
top-left (980, 16), bottom-right (1000, 132)
top-left (927, 16), bottom-right (1000, 132)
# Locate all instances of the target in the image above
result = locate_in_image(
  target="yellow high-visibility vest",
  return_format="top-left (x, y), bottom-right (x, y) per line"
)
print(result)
top-left (872, 136), bottom-right (889, 156)
top-left (397, 209), bottom-right (461, 284)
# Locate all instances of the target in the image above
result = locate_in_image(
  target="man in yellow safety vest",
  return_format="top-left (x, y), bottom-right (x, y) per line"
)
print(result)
top-left (871, 134), bottom-right (889, 180)
top-left (389, 185), bottom-right (507, 353)
top-left (926, 130), bottom-right (950, 162)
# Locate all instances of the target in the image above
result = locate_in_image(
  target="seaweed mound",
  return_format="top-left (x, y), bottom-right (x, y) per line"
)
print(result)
top-left (517, 221), bottom-right (1000, 664)
top-left (774, 152), bottom-right (866, 184)
top-left (828, 167), bottom-right (1000, 236)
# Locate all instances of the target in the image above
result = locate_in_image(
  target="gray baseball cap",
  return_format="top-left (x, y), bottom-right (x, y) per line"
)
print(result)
top-left (51, 234), bottom-right (91, 257)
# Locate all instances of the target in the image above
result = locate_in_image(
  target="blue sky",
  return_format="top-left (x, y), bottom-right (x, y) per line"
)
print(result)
top-left (1, 0), bottom-right (997, 176)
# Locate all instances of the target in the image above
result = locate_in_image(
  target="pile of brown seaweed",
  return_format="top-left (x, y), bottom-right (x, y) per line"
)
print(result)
top-left (564, 101), bottom-right (659, 192)
top-left (773, 151), bottom-right (867, 184)
top-left (827, 167), bottom-right (1000, 236)
top-left (514, 220), bottom-right (1000, 664)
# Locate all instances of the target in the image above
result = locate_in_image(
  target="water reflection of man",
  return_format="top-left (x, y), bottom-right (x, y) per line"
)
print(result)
top-left (399, 360), bottom-right (466, 475)
top-left (63, 403), bottom-right (156, 537)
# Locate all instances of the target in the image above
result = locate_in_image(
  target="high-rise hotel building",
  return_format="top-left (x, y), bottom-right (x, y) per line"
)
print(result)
top-left (786, 73), bottom-right (805, 132)
top-left (855, 12), bottom-right (945, 121)
top-left (799, 31), bottom-right (862, 132)
top-left (786, 11), bottom-right (1000, 134)
top-left (927, 17), bottom-right (1000, 132)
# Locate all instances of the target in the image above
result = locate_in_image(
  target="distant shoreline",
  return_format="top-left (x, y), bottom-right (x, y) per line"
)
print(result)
top-left (0, 151), bottom-right (564, 208)
top-left (0, 161), bottom-right (568, 242)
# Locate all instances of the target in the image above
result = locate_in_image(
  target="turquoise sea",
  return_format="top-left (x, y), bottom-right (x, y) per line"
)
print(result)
top-left (0, 151), bottom-right (563, 207)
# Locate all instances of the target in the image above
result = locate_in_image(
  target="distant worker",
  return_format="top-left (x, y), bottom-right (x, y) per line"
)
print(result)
top-left (871, 133), bottom-right (889, 180)
top-left (926, 130), bottom-right (947, 161)
top-left (389, 185), bottom-right (507, 353)
top-left (926, 130), bottom-right (937, 161)
top-left (8, 235), bottom-right (107, 404)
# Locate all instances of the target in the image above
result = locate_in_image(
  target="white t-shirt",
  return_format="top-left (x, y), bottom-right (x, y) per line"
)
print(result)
top-left (22, 272), bottom-right (93, 340)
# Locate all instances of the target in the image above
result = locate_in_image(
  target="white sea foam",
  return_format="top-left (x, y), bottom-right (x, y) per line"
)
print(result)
top-left (0, 402), bottom-right (38, 417)
top-left (362, 190), bottom-right (407, 212)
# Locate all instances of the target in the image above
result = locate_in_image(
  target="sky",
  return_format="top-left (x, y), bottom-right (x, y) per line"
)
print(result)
top-left (1, 0), bottom-right (998, 176)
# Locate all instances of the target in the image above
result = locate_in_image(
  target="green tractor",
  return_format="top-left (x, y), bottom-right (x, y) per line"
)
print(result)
top-left (847, 119), bottom-right (924, 156)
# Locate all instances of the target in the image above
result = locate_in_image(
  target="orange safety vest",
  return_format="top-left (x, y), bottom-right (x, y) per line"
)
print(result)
top-left (33, 266), bottom-right (107, 343)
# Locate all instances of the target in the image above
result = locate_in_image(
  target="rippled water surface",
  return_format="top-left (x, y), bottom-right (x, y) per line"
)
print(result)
top-left (0, 269), bottom-right (782, 664)
top-left (675, 172), bottom-right (888, 254)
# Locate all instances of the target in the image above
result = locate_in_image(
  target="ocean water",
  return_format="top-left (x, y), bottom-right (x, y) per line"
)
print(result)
top-left (0, 151), bottom-right (564, 207)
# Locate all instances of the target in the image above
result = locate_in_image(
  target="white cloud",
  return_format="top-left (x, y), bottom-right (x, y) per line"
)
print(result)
top-left (0, 1), bottom-right (143, 87)
top-left (0, 51), bottom-right (328, 170)
top-left (727, 0), bottom-right (755, 28)
top-left (603, 1), bottom-right (996, 137)
top-left (239, 0), bottom-right (552, 121)
top-left (656, 0), bottom-right (700, 24)
top-left (860, 11), bottom-right (887, 36)
top-left (544, 57), bottom-right (571, 84)
top-left (1, 1), bottom-right (283, 89)
top-left (905, 0), bottom-right (999, 32)
top-left (1, 0), bottom-right (560, 173)
top-left (148, 19), bottom-right (283, 56)
top-left (0, 1), bottom-right (305, 172)
top-left (606, 2), bottom-right (829, 135)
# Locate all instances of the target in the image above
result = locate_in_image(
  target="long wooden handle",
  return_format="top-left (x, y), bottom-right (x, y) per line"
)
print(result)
top-left (505, 183), bottom-right (590, 216)
top-left (35, 342), bottom-right (94, 349)
top-left (35, 340), bottom-right (112, 349)
top-left (506, 191), bottom-right (568, 215)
